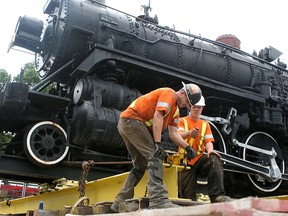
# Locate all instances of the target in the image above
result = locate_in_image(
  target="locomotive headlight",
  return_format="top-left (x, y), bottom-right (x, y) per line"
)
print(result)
top-left (9, 15), bottom-right (43, 53)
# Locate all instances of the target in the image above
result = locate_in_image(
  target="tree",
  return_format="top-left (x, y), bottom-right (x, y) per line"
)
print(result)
top-left (0, 69), bottom-right (10, 90)
top-left (0, 132), bottom-right (13, 155)
top-left (13, 62), bottom-right (41, 87)
top-left (0, 63), bottom-right (42, 148)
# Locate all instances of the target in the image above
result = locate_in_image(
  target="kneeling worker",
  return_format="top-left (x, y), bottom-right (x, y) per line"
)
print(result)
top-left (178, 96), bottom-right (231, 203)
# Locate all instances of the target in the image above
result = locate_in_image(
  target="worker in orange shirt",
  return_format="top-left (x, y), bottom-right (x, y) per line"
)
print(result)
top-left (178, 96), bottom-right (231, 203)
top-left (111, 82), bottom-right (201, 212)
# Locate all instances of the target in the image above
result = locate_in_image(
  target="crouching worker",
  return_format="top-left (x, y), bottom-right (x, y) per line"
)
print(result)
top-left (178, 96), bottom-right (231, 203)
top-left (111, 82), bottom-right (202, 212)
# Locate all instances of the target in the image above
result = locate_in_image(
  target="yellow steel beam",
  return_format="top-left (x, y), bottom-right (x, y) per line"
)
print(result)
top-left (0, 163), bottom-right (186, 214)
top-left (265, 195), bottom-right (288, 200)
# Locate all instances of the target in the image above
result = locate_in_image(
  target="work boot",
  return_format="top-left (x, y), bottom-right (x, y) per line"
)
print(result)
top-left (147, 157), bottom-right (170, 207)
top-left (211, 195), bottom-right (232, 203)
top-left (111, 168), bottom-right (144, 213)
top-left (148, 201), bottom-right (180, 209)
top-left (110, 201), bottom-right (121, 213)
top-left (196, 193), bottom-right (210, 203)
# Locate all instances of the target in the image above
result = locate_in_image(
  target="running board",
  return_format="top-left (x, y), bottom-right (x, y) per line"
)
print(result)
top-left (216, 151), bottom-right (288, 181)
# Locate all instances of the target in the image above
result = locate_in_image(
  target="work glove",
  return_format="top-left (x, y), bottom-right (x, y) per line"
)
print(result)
top-left (185, 146), bottom-right (196, 160)
top-left (154, 142), bottom-right (165, 160)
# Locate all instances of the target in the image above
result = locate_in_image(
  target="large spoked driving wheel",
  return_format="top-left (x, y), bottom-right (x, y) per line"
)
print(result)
top-left (24, 121), bottom-right (69, 167)
top-left (209, 121), bottom-right (226, 153)
top-left (242, 131), bottom-right (284, 193)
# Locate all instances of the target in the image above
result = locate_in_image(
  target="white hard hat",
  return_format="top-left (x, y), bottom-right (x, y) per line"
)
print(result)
top-left (194, 96), bottom-right (205, 106)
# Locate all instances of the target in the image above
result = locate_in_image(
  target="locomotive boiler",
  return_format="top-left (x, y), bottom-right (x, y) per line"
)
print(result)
top-left (2, 0), bottom-right (288, 197)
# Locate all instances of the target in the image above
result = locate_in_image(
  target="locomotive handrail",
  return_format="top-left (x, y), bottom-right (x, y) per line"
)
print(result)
top-left (31, 58), bottom-right (76, 92)
top-left (99, 1), bottom-right (287, 71)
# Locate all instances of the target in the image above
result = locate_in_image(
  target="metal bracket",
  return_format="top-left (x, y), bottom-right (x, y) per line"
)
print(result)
top-left (222, 107), bottom-right (237, 135)
top-left (200, 107), bottom-right (236, 136)
top-left (226, 139), bottom-right (283, 181)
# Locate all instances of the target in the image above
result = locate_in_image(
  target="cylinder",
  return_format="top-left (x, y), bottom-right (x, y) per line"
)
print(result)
top-left (73, 78), bottom-right (141, 109)
top-left (70, 101), bottom-right (125, 153)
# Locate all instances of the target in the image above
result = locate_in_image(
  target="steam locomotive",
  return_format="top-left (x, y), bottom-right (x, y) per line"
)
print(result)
top-left (1, 0), bottom-right (288, 197)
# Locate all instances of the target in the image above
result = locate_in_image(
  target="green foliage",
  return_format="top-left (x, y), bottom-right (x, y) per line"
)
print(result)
top-left (13, 62), bottom-right (41, 87)
top-left (0, 132), bottom-right (12, 144)
top-left (0, 69), bottom-right (10, 90)
top-left (0, 69), bottom-right (9, 82)
top-left (0, 132), bottom-right (12, 154)
top-left (1, 61), bottom-right (55, 94)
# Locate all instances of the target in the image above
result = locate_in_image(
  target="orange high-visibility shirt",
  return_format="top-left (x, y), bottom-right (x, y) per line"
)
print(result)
top-left (121, 88), bottom-right (179, 132)
top-left (178, 117), bottom-right (214, 165)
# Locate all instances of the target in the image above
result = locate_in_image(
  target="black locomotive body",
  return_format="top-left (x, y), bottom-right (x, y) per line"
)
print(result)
top-left (1, 0), bottom-right (288, 197)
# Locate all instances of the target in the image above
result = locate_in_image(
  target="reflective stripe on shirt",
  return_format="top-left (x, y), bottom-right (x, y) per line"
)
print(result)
top-left (145, 107), bottom-right (179, 127)
top-left (179, 119), bottom-right (207, 155)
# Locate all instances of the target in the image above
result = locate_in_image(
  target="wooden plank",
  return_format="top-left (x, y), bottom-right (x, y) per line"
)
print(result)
top-left (26, 210), bottom-right (34, 216)
top-left (65, 197), bottom-right (288, 216)
top-left (32, 209), bottom-right (59, 216)
top-left (92, 202), bottom-right (114, 214)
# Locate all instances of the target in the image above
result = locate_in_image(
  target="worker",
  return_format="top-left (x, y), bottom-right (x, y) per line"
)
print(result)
top-left (178, 96), bottom-right (231, 203)
top-left (111, 82), bottom-right (202, 212)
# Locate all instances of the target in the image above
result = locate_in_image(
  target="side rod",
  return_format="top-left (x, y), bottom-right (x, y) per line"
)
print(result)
top-left (216, 151), bottom-right (288, 181)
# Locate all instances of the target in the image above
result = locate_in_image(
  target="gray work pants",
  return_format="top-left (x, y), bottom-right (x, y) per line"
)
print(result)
top-left (179, 153), bottom-right (225, 201)
top-left (113, 117), bottom-right (169, 207)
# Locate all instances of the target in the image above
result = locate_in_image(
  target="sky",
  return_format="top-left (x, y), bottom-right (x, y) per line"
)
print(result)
top-left (1, 0), bottom-right (287, 77)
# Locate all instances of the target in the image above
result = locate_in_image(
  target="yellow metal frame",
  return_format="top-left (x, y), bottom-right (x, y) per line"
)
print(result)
top-left (0, 163), bottom-right (187, 214)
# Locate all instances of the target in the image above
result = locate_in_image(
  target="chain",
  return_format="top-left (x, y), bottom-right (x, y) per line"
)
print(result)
top-left (64, 160), bottom-right (133, 166)
top-left (144, 186), bottom-right (148, 197)
top-left (78, 160), bottom-right (94, 200)
top-left (178, 171), bottom-right (183, 198)
top-left (77, 160), bottom-right (133, 201)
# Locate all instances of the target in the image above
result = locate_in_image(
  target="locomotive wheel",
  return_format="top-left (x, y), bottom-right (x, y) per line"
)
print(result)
top-left (209, 121), bottom-right (226, 153)
top-left (242, 131), bottom-right (284, 193)
top-left (24, 121), bottom-right (69, 167)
